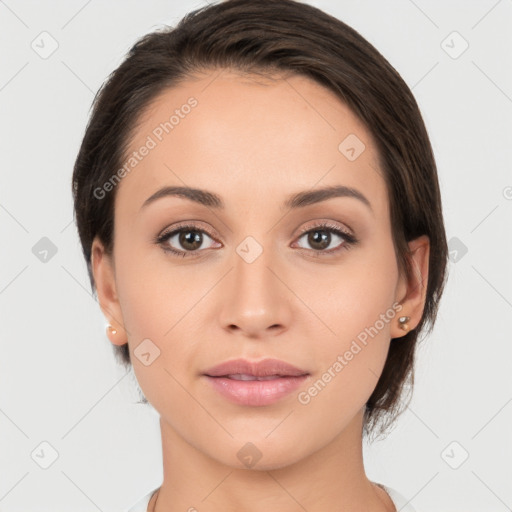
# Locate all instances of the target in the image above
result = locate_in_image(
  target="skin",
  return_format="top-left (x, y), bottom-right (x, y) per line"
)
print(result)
top-left (91, 69), bottom-right (429, 512)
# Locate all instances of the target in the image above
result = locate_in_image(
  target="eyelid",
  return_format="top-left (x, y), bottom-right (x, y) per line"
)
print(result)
top-left (296, 219), bottom-right (353, 237)
top-left (157, 220), bottom-right (217, 240)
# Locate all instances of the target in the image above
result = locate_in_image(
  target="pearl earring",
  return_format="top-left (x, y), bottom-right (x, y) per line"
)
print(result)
top-left (398, 316), bottom-right (411, 331)
top-left (106, 324), bottom-right (117, 335)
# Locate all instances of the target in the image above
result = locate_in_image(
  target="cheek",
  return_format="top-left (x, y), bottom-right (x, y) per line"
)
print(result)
top-left (114, 248), bottom-right (208, 385)
top-left (115, 263), bottom-right (196, 413)
top-left (303, 248), bottom-right (399, 391)
top-left (114, 232), bottom-right (188, 338)
top-left (296, 302), bottom-right (397, 429)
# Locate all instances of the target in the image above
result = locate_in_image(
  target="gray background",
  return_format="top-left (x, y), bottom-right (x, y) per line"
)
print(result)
top-left (1, 0), bottom-right (511, 510)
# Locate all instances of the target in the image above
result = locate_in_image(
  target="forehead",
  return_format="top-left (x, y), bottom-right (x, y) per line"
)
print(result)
top-left (115, 69), bottom-right (388, 219)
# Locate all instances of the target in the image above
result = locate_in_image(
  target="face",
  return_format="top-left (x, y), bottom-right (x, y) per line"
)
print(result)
top-left (92, 69), bottom-right (428, 470)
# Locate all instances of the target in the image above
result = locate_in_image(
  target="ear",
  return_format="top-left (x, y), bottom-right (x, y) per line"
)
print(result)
top-left (392, 234), bottom-right (430, 339)
top-left (91, 236), bottom-right (127, 346)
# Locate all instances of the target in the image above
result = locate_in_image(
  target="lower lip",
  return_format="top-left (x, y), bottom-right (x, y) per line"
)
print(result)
top-left (204, 375), bottom-right (309, 406)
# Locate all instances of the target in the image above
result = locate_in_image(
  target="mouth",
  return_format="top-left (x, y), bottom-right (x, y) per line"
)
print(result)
top-left (202, 358), bottom-right (310, 406)
top-left (203, 357), bottom-right (309, 378)
top-left (211, 374), bottom-right (299, 381)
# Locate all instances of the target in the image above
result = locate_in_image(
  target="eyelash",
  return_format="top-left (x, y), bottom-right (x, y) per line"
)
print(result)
top-left (154, 221), bottom-right (359, 259)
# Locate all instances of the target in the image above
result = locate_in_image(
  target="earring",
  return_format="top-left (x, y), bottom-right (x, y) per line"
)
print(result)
top-left (106, 324), bottom-right (117, 335)
top-left (398, 316), bottom-right (411, 331)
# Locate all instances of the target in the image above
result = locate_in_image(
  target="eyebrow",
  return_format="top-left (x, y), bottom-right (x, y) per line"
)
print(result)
top-left (140, 184), bottom-right (373, 213)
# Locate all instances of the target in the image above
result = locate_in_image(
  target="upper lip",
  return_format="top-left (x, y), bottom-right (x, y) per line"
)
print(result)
top-left (203, 358), bottom-right (309, 378)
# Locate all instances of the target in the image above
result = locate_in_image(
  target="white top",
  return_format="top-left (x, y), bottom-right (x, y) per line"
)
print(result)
top-left (126, 483), bottom-right (419, 511)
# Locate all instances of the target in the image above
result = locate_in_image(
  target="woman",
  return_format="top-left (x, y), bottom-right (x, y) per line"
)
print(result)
top-left (72, 1), bottom-right (448, 510)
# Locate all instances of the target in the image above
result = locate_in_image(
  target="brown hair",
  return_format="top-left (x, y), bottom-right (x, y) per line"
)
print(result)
top-left (72, 0), bottom-right (448, 438)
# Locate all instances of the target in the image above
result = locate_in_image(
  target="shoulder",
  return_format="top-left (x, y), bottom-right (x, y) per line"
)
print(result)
top-left (376, 483), bottom-right (421, 512)
top-left (125, 487), bottom-right (159, 512)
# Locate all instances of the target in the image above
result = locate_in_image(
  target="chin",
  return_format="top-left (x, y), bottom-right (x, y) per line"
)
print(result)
top-left (218, 436), bottom-right (311, 472)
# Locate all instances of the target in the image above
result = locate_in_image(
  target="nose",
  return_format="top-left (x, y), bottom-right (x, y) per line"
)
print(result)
top-left (217, 244), bottom-right (293, 339)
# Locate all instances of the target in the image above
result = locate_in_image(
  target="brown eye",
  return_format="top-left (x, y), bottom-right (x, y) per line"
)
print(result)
top-left (156, 224), bottom-right (219, 257)
top-left (305, 229), bottom-right (332, 250)
top-left (177, 230), bottom-right (203, 251)
top-left (294, 222), bottom-right (358, 256)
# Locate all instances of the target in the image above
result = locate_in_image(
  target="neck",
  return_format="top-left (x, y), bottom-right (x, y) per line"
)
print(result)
top-left (151, 408), bottom-right (395, 512)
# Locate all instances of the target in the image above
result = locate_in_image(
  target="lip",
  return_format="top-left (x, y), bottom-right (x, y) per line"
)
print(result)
top-left (203, 358), bottom-right (309, 378)
top-left (202, 358), bottom-right (310, 406)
